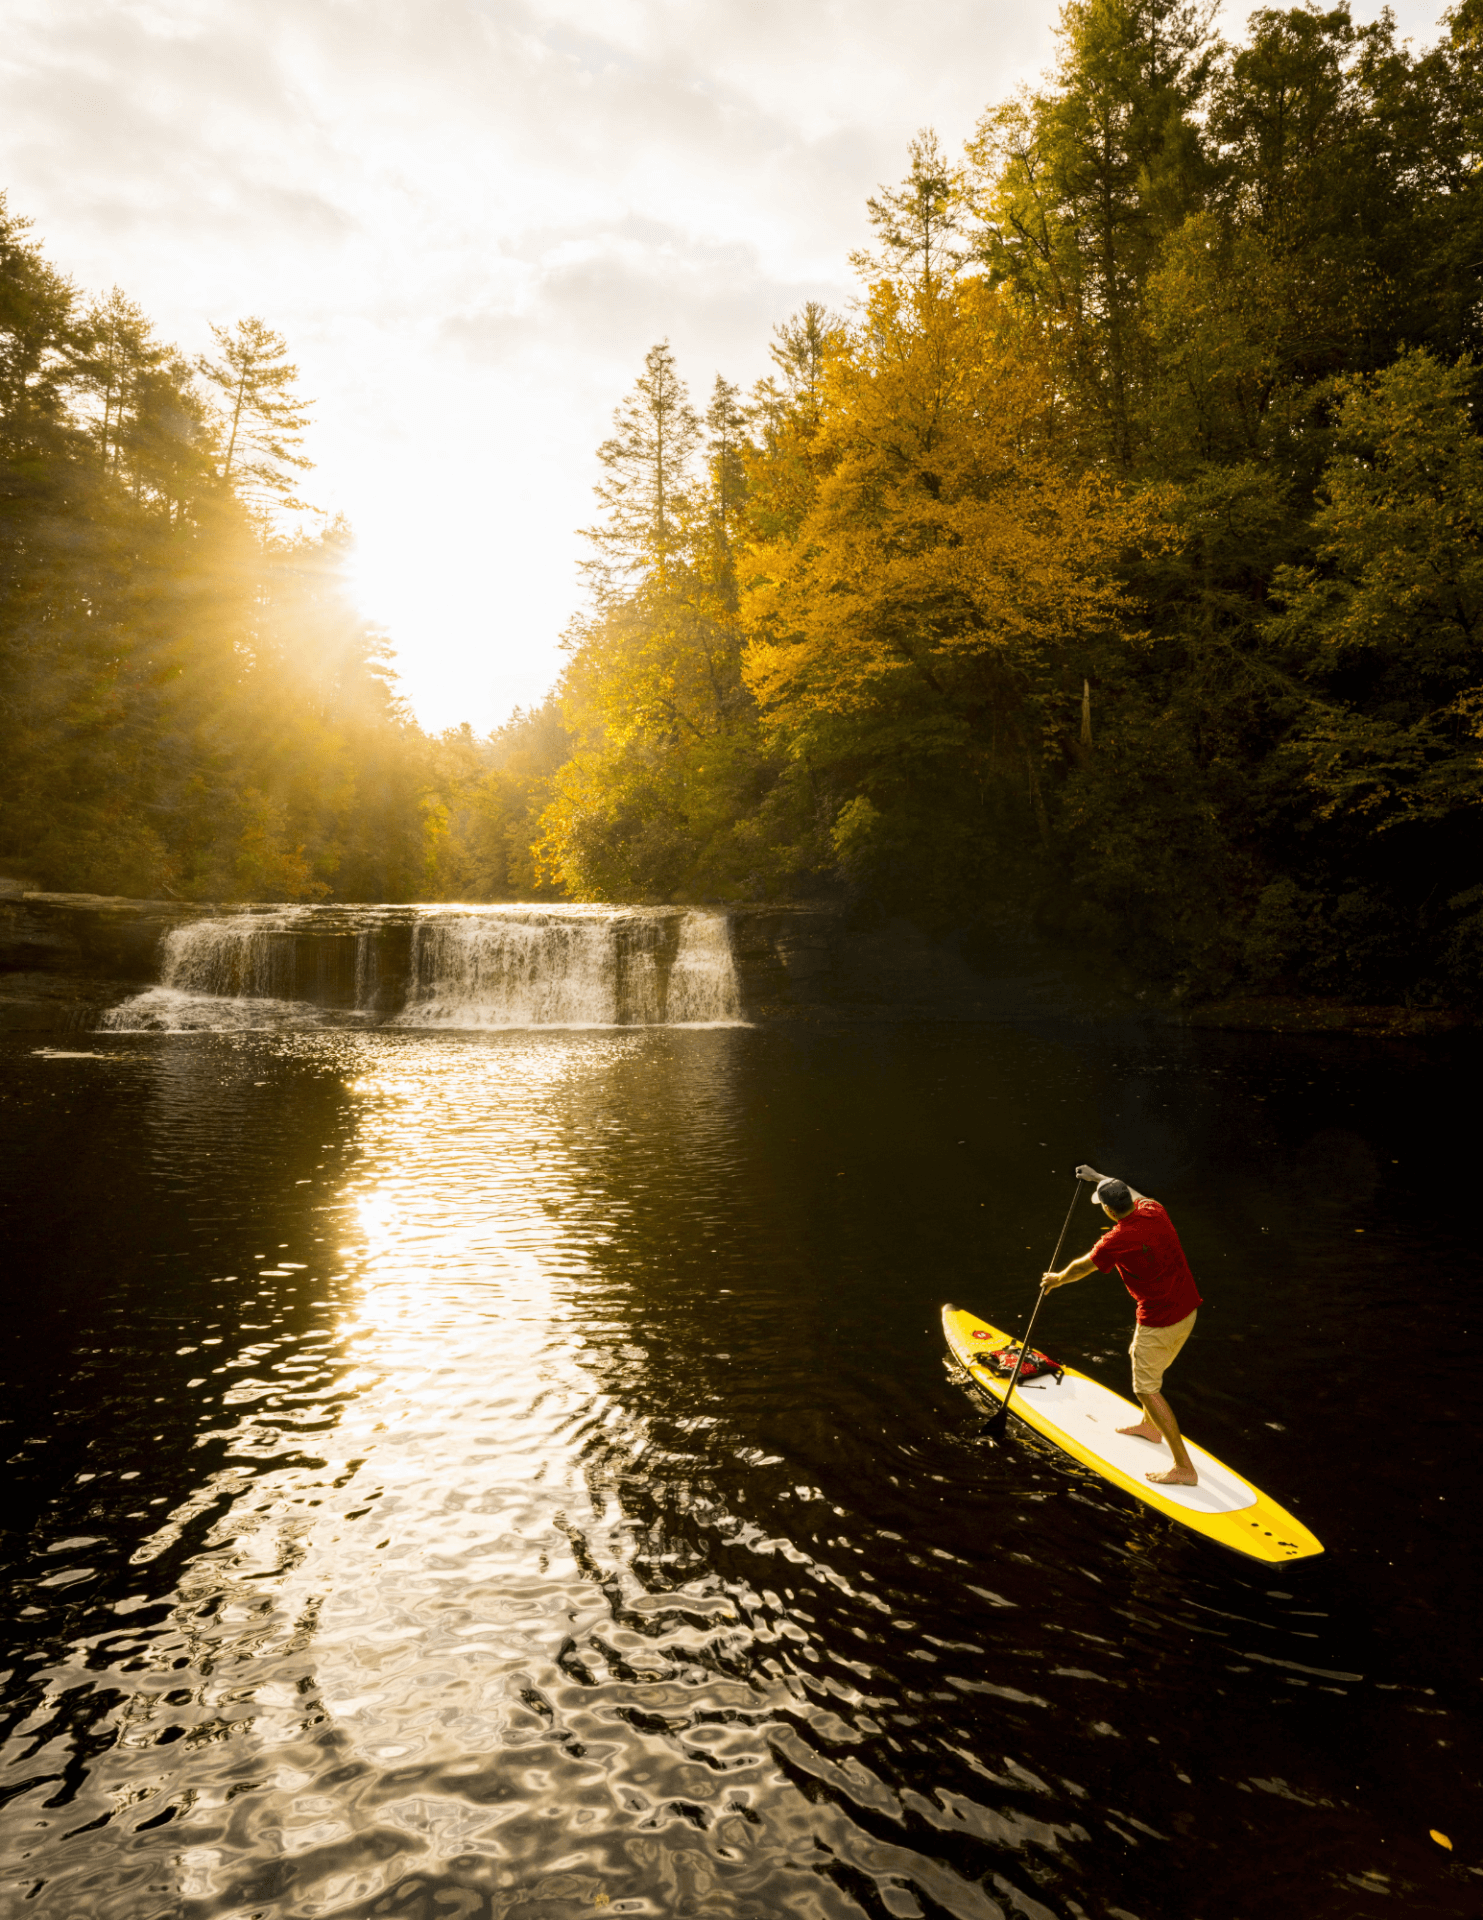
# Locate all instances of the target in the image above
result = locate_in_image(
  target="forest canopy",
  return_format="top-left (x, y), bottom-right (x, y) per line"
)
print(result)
top-left (0, 194), bottom-right (569, 905)
top-left (5, 0), bottom-right (1483, 1008)
top-left (535, 0), bottom-right (1483, 1007)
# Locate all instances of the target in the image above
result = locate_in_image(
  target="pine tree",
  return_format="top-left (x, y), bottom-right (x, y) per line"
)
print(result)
top-left (746, 303), bottom-right (848, 547)
top-left (970, 0), bottom-right (1217, 467)
top-left (851, 129), bottom-right (968, 287)
top-left (0, 192), bottom-right (78, 458)
top-left (705, 375), bottom-right (749, 546)
top-left (580, 341), bottom-right (701, 593)
top-left (197, 316), bottom-right (313, 512)
top-left (76, 289), bottom-right (165, 470)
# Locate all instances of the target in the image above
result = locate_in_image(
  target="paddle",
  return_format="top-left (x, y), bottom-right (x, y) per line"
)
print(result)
top-left (985, 1175), bottom-right (1084, 1441)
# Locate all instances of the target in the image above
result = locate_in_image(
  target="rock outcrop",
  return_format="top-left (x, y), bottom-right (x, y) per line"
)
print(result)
top-left (0, 887), bottom-right (206, 1032)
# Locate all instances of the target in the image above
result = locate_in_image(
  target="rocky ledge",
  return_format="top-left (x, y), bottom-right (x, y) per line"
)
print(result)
top-left (0, 886), bottom-right (207, 1032)
top-left (0, 881), bottom-right (1468, 1036)
top-left (0, 889), bottom-right (1139, 1031)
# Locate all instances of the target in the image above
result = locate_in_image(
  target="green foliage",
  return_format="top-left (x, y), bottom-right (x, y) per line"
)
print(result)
top-left (969, 0), bottom-right (1217, 468)
top-left (0, 193), bottom-right (442, 903)
top-left (851, 128), bottom-right (969, 287)
top-left (579, 340), bottom-right (701, 596)
top-left (197, 315), bottom-right (314, 512)
top-left (12, 0), bottom-right (1483, 1015)
top-left (1272, 351), bottom-right (1483, 829)
top-left (434, 703), bottom-right (572, 901)
top-left (538, 340), bottom-right (818, 903)
top-left (536, 0), bottom-right (1483, 1008)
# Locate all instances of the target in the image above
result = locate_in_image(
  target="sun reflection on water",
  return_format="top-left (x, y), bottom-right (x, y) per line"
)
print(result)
top-left (8, 1022), bottom-right (1463, 1919)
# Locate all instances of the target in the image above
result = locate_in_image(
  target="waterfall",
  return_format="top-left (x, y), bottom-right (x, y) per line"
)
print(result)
top-left (99, 910), bottom-right (330, 1032)
top-left (669, 911), bottom-right (744, 1024)
top-left (101, 905), bottom-right (746, 1031)
top-left (398, 913), bottom-right (621, 1029)
top-left (157, 911), bottom-right (307, 999)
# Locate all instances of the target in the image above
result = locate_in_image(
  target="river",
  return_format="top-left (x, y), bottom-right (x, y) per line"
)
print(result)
top-left (0, 984), bottom-right (1478, 1915)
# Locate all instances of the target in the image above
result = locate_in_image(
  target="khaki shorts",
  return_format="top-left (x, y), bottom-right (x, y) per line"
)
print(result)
top-left (1130, 1309), bottom-right (1197, 1397)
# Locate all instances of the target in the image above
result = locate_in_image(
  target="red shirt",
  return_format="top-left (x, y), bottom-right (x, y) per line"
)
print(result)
top-left (1089, 1199), bottom-right (1202, 1327)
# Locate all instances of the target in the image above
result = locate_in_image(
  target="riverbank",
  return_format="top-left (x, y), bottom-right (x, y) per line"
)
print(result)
top-left (0, 881), bottom-right (1471, 1036)
top-left (1181, 994), bottom-right (1469, 1038)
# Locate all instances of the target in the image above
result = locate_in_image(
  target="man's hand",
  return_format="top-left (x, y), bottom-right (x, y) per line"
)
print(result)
top-left (1075, 1164), bottom-right (1105, 1184)
top-left (1042, 1267), bottom-right (1075, 1290)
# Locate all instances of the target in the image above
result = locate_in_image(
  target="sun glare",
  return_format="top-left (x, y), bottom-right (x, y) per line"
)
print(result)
top-left (339, 486), bottom-right (579, 733)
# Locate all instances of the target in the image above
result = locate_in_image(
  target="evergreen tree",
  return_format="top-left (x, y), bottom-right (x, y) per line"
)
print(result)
top-left (851, 128), bottom-right (968, 287)
top-left (537, 343), bottom-right (799, 902)
top-left (75, 288), bottom-right (161, 469)
top-left (705, 375), bottom-right (749, 547)
top-left (197, 316), bottom-right (313, 512)
top-left (10, 0), bottom-right (1483, 1002)
top-left (580, 340), bottom-right (701, 593)
top-left (970, 0), bottom-right (1217, 467)
top-left (0, 203), bottom-right (443, 904)
top-left (0, 193), bottom-right (77, 457)
top-left (745, 302), bottom-right (847, 547)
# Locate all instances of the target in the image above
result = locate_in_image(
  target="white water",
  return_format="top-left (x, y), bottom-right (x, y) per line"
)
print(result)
top-left (666, 909), bottom-right (744, 1024)
top-left (398, 913), bottom-right (621, 1028)
top-left (99, 986), bottom-right (332, 1032)
top-left (152, 911), bottom-right (310, 1000)
top-left (102, 905), bottom-right (746, 1032)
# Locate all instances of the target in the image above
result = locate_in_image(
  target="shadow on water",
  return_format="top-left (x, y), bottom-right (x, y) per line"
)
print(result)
top-left (0, 1020), bottom-right (1478, 1919)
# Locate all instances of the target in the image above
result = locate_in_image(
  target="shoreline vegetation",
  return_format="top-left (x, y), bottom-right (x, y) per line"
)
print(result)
top-left (5, 0), bottom-right (1483, 1024)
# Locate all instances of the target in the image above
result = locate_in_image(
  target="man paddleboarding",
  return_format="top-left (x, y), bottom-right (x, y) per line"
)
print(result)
top-left (1040, 1167), bottom-right (1203, 1486)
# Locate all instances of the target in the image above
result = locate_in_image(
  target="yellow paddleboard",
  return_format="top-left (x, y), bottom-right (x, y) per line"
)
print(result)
top-left (942, 1304), bottom-right (1323, 1564)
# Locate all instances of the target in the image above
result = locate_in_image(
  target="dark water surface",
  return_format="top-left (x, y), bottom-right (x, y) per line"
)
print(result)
top-left (1, 1021), bottom-right (1478, 1919)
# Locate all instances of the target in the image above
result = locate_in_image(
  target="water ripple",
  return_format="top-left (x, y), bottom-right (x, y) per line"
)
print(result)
top-left (0, 1027), bottom-right (1479, 1917)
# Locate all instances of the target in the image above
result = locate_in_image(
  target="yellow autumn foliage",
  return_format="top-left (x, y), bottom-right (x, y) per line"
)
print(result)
top-left (741, 277), bottom-right (1143, 728)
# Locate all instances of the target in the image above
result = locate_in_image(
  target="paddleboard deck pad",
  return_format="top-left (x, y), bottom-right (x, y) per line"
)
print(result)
top-left (943, 1304), bottom-right (1323, 1563)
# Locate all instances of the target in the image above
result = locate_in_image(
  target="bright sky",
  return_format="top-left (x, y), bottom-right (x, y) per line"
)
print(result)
top-left (0, 0), bottom-right (1453, 735)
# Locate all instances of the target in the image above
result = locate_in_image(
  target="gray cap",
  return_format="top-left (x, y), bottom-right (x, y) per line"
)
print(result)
top-left (1093, 1178), bottom-right (1133, 1214)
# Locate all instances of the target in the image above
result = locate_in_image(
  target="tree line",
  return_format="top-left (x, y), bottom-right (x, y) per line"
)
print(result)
top-left (0, 195), bottom-right (568, 904)
top-left (538, 0), bottom-right (1483, 1007)
top-left (6, 0), bottom-right (1483, 1010)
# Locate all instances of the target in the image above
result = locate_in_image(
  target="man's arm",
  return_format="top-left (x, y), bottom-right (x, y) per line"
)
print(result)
top-left (1076, 1163), bottom-right (1148, 1204)
top-left (1042, 1252), bottom-right (1098, 1290)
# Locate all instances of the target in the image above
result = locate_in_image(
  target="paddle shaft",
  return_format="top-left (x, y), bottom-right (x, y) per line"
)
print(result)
top-left (989, 1176), bottom-right (1084, 1435)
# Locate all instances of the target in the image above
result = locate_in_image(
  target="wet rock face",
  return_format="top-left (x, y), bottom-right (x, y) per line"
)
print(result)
top-left (0, 971), bottom-right (115, 1034)
top-left (726, 906), bottom-right (1012, 1020)
top-left (0, 892), bottom-right (204, 1032)
top-left (0, 893), bottom-right (204, 976)
top-left (0, 896), bottom-right (922, 1031)
top-left (0, 906), bottom-right (83, 974)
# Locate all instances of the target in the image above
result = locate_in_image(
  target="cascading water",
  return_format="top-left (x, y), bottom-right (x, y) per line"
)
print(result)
top-left (666, 909), bottom-right (744, 1023)
top-left (399, 913), bottom-right (621, 1028)
top-left (101, 905), bottom-right (745, 1031)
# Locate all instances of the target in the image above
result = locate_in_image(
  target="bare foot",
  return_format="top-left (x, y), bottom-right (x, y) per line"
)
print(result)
top-left (1117, 1421), bottom-right (1164, 1444)
top-left (1147, 1466), bottom-right (1198, 1486)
